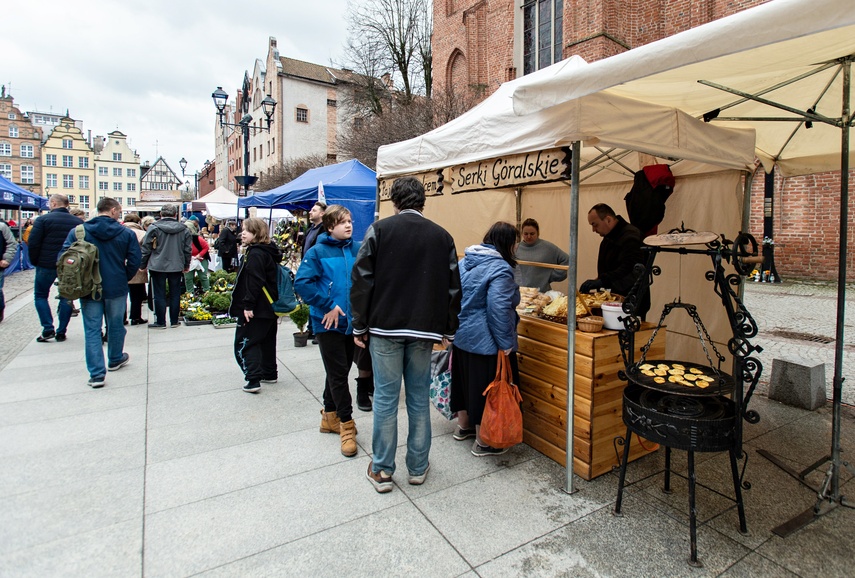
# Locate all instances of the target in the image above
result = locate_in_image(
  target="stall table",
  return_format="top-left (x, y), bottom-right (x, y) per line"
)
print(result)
top-left (517, 315), bottom-right (666, 480)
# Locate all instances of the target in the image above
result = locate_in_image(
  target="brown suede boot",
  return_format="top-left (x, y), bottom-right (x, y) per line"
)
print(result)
top-left (320, 409), bottom-right (340, 434)
top-left (339, 419), bottom-right (358, 457)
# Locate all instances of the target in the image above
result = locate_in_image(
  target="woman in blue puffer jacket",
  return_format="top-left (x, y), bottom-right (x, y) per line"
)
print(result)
top-left (450, 221), bottom-right (521, 457)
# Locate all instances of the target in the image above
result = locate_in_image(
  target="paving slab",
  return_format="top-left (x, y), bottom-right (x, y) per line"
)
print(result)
top-left (0, 519), bottom-right (142, 578)
top-left (196, 501), bottom-right (472, 577)
top-left (143, 456), bottom-right (407, 577)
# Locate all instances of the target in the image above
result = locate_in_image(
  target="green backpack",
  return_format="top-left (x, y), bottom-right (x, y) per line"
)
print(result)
top-left (56, 225), bottom-right (102, 300)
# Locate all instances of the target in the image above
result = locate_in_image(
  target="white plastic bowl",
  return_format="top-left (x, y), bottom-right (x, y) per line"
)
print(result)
top-left (600, 302), bottom-right (625, 330)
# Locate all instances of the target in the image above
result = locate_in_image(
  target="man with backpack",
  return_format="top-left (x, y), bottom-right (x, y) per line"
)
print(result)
top-left (27, 194), bottom-right (83, 342)
top-left (140, 204), bottom-right (192, 329)
top-left (59, 197), bottom-right (141, 388)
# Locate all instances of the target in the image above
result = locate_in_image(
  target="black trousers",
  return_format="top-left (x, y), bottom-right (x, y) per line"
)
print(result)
top-left (317, 331), bottom-right (355, 422)
top-left (150, 271), bottom-right (183, 325)
top-left (450, 347), bottom-right (519, 426)
top-left (128, 284), bottom-right (147, 321)
top-left (234, 317), bottom-right (278, 384)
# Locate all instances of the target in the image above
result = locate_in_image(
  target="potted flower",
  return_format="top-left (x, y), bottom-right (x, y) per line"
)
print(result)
top-left (290, 303), bottom-right (311, 347)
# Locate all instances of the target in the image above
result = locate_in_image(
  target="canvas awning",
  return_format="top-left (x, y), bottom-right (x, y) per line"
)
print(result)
top-left (191, 187), bottom-right (239, 211)
top-left (511, 0), bottom-right (855, 177)
top-left (376, 57), bottom-right (756, 184)
top-left (0, 175), bottom-right (48, 211)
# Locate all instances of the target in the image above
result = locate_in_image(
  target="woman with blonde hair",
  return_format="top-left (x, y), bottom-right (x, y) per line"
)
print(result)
top-left (229, 217), bottom-right (282, 393)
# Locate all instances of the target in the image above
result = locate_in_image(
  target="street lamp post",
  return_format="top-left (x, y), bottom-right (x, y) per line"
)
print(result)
top-left (211, 86), bottom-right (276, 200)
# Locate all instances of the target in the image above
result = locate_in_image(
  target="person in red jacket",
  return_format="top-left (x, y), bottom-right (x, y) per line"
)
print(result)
top-left (183, 220), bottom-right (210, 294)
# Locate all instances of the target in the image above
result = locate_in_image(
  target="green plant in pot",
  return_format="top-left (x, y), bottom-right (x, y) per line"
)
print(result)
top-left (289, 303), bottom-right (311, 347)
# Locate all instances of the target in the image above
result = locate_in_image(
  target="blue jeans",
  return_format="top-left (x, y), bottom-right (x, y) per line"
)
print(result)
top-left (369, 336), bottom-right (433, 476)
top-left (34, 266), bottom-right (72, 335)
top-left (149, 271), bottom-right (183, 325)
top-left (81, 296), bottom-right (127, 379)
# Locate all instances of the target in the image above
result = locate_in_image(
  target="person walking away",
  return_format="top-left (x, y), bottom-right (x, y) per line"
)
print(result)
top-left (295, 205), bottom-right (361, 457)
top-left (122, 214), bottom-right (148, 325)
top-left (21, 218), bottom-right (33, 244)
top-left (450, 222), bottom-right (522, 456)
top-left (582, 203), bottom-right (650, 319)
top-left (216, 220), bottom-right (239, 273)
top-left (0, 219), bottom-right (18, 323)
top-left (60, 198), bottom-right (140, 388)
top-left (140, 204), bottom-right (191, 329)
top-left (229, 217), bottom-right (281, 394)
top-left (184, 220), bottom-right (211, 294)
top-left (515, 218), bottom-right (570, 293)
top-left (27, 194), bottom-right (84, 342)
top-left (351, 177), bottom-right (462, 492)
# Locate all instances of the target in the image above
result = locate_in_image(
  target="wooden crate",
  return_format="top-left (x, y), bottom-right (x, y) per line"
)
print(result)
top-left (517, 316), bottom-right (666, 480)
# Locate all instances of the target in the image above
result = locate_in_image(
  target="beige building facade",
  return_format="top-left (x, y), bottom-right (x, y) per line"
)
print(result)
top-left (42, 117), bottom-right (95, 215)
top-left (94, 130), bottom-right (141, 213)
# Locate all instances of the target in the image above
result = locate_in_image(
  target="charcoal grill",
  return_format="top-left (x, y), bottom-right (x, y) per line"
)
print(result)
top-left (612, 230), bottom-right (763, 566)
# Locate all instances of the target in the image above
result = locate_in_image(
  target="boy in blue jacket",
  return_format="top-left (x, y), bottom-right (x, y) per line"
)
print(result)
top-left (294, 205), bottom-right (361, 457)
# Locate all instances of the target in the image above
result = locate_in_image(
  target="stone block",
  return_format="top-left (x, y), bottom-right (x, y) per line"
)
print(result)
top-left (768, 357), bottom-right (827, 410)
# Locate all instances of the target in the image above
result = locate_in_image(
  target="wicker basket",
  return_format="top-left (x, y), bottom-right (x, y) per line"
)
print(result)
top-left (577, 315), bottom-right (604, 333)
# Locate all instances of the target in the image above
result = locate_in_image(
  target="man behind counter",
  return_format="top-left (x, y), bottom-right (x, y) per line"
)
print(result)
top-left (516, 218), bottom-right (570, 292)
top-left (582, 203), bottom-right (650, 319)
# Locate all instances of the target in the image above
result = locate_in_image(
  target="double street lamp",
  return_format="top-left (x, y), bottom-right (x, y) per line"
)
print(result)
top-left (178, 157), bottom-right (197, 200)
top-left (211, 86), bottom-right (276, 198)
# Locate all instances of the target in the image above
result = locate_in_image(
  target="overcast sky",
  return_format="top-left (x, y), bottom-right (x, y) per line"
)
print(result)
top-left (5, 0), bottom-right (350, 181)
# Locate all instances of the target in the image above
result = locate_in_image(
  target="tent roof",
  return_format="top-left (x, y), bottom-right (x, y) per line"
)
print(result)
top-left (376, 56), bottom-right (756, 182)
top-left (239, 159), bottom-right (377, 210)
top-left (191, 186), bottom-right (238, 211)
top-left (0, 175), bottom-right (48, 210)
top-left (512, 0), bottom-right (855, 177)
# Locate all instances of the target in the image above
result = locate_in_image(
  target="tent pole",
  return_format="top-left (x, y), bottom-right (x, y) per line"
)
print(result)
top-left (829, 58), bottom-right (851, 501)
top-left (563, 140), bottom-right (581, 495)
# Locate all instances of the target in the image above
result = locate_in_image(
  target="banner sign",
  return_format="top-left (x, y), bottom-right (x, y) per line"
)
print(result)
top-left (378, 170), bottom-right (443, 201)
top-left (446, 148), bottom-right (569, 194)
top-left (378, 148), bottom-right (569, 200)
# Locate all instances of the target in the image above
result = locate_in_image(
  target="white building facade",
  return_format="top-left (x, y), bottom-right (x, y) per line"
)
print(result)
top-left (94, 130), bottom-right (141, 213)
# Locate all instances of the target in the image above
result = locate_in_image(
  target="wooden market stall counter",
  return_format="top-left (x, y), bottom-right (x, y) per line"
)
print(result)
top-left (517, 315), bottom-right (666, 480)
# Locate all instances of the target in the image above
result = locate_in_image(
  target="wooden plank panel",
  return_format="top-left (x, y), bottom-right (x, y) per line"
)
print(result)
top-left (518, 373), bottom-right (567, 408)
top-left (518, 316), bottom-right (569, 350)
top-left (518, 335), bottom-right (570, 369)
top-left (517, 356), bottom-right (567, 389)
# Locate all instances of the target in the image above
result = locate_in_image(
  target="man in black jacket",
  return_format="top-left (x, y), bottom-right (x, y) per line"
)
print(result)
top-left (27, 194), bottom-right (84, 342)
top-left (351, 177), bottom-right (461, 493)
top-left (581, 203), bottom-right (650, 319)
top-left (216, 220), bottom-right (239, 273)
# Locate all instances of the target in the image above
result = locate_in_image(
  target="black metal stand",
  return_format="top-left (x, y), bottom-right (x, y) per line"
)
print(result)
top-left (613, 233), bottom-right (762, 566)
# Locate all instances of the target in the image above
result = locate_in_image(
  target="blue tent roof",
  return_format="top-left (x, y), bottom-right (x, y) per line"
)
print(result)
top-left (238, 159), bottom-right (377, 241)
top-left (0, 175), bottom-right (49, 210)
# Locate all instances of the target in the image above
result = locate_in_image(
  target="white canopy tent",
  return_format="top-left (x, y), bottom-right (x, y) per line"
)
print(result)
top-left (509, 0), bottom-right (855, 531)
top-left (191, 187), bottom-right (238, 212)
top-left (378, 33), bottom-right (760, 495)
top-left (205, 202), bottom-right (293, 221)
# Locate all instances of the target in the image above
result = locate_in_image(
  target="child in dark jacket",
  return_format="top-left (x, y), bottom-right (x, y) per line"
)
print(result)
top-left (294, 205), bottom-right (361, 457)
top-left (229, 218), bottom-right (281, 394)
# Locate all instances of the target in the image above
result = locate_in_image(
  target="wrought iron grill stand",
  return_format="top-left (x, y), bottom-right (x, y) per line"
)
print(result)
top-left (612, 232), bottom-right (764, 566)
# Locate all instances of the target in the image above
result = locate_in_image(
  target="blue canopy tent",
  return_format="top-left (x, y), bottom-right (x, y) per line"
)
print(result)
top-left (238, 159), bottom-right (377, 242)
top-left (0, 175), bottom-right (49, 211)
top-left (0, 175), bottom-right (47, 274)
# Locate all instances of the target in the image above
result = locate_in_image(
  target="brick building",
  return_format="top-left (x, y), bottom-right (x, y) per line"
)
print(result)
top-left (433, 0), bottom-right (850, 280)
top-left (0, 89), bottom-right (42, 197)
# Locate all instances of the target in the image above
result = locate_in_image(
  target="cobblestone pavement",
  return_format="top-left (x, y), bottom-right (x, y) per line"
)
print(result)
top-left (2, 269), bottom-right (853, 404)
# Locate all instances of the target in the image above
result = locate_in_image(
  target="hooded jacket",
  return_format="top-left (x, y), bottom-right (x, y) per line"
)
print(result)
top-left (229, 242), bottom-right (281, 319)
top-left (596, 215), bottom-right (650, 318)
top-left (28, 207), bottom-right (83, 269)
top-left (294, 232), bottom-right (360, 335)
top-left (61, 215), bottom-right (141, 299)
top-left (454, 244), bottom-right (520, 355)
top-left (140, 218), bottom-right (192, 273)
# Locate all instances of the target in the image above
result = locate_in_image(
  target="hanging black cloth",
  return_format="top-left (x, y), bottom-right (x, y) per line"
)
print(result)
top-left (624, 164), bottom-right (675, 237)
